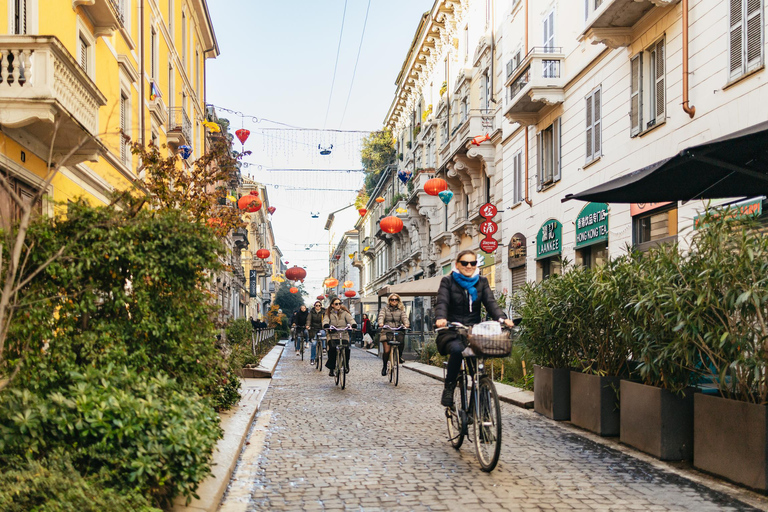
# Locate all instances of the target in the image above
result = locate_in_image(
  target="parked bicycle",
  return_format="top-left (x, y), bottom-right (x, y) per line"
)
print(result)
top-left (380, 325), bottom-right (407, 386)
top-left (327, 325), bottom-right (355, 389)
top-left (436, 321), bottom-right (516, 472)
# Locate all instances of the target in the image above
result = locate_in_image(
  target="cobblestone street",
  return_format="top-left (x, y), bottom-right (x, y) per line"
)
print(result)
top-left (223, 348), bottom-right (767, 511)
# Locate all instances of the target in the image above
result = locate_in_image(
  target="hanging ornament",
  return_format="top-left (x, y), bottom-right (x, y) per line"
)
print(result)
top-left (424, 178), bottom-right (448, 196)
top-left (334, 254), bottom-right (341, 260)
top-left (285, 266), bottom-right (307, 282)
top-left (375, 196), bottom-right (385, 203)
top-left (395, 207), bottom-right (408, 214)
top-left (266, 260), bottom-right (273, 264)
top-left (358, 208), bottom-right (368, 217)
top-left (471, 134), bottom-right (491, 146)
top-left (324, 277), bottom-right (339, 288)
top-left (348, 253), bottom-right (355, 259)
top-left (318, 144), bottom-right (333, 156)
top-left (267, 206), bottom-right (276, 215)
top-left (344, 290), bottom-right (356, 298)
top-left (380, 216), bottom-right (404, 234)
top-left (178, 145), bottom-right (193, 160)
top-left (238, 195), bottom-right (262, 212)
top-left (236, 129), bottom-right (250, 146)
top-left (249, 190), bottom-right (259, 197)
top-left (256, 249), bottom-right (270, 259)
top-left (317, 295), bottom-right (325, 300)
top-left (342, 280), bottom-right (354, 288)
top-left (289, 287), bottom-right (299, 294)
top-left (397, 169), bottom-right (412, 184)
top-left (438, 190), bottom-right (454, 205)
top-left (203, 121), bottom-right (221, 133)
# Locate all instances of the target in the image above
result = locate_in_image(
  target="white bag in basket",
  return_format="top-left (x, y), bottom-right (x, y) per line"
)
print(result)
top-left (471, 321), bottom-right (502, 337)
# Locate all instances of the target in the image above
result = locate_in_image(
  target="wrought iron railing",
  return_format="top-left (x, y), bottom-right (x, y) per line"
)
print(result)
top-left (168, 106), bottom-right (192, 144)
top-left (109, 0), bottom-right (125, 25)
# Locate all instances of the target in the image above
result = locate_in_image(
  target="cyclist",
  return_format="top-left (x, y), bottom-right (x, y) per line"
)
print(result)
top-left (377, 293), bottom-right (409, 376)
top-left (291, 304), bottom-right (309, 356)
top-left (435, 250), bottom-right (514, 407)
top-left (323, 297), bottom-right (357, 376)
top-left (306, 300), bottom-right (325, 365)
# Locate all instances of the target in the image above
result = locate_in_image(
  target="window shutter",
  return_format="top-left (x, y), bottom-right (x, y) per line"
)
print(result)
top-left (544, 11), bottom-right (554, 49)
top-left (79, 37), bottom-right (88, 72)
top-left (536, 132), bottom-right (543, 191)
top-left (517, 151), bottom-right (524, 202)
top-left (553, 117), bottom-right (562, 183)
top-left (730, 0), bottom-right (744, 79)
top-left (746, 0), bottom-right (763, 72)
top-left (630, 53), bottom-right (642, 137)
top-left (654, 40), bottom-right (665, 121)
top-left (585, 93), bottom-right (593, 162)
top-left (120, 94), bottom-right (127, 163)
top-left (593, 88), bottom-right (601, 158)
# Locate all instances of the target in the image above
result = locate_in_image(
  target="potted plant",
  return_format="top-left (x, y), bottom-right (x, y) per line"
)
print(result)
top-left (619, 245), bottom-right (697, 460)
top-left (513, 274), bottom-right (574, 421)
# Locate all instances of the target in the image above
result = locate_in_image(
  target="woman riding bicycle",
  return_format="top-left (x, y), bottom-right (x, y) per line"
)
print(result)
top-left (435, 250), bottom-right (514, 407)
top-left (307, 300), bottom-right (325, 365)
top-left (377, 293), bottom-right (409, 376)
top-left (323, 297), bottom-right (357, 376)
top-left (291, 305), bottom-right (310, 356)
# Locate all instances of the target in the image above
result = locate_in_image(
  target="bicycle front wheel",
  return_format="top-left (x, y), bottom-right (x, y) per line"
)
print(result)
top-left (392, 347), bottom-right (399, 387)
top-left (473, 375), bottom-right (502, 472)
top-left (340, 350), bottom-right (347, 390)
top-left (317, 341), bottom-right (323, 370)
top-left (301, 339), bottom-right (305, 361)
top-left (446, 377), bottom-right (466, 449)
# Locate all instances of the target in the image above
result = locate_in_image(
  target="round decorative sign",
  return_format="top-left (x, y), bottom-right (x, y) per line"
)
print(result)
top-left (479, 203), bottom-right (498, 219)
top-left (480, 238), bottom-right (499, 253)
top-left (479, 220), bottom-right (498, 236)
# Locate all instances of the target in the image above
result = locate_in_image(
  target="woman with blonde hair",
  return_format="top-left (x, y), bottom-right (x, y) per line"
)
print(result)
top-left (377, 293), bottom-right (409, 376)
top-left (322, 297), bottom-right (357, 376)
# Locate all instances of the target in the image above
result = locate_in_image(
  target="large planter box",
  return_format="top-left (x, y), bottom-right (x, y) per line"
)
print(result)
top-left (620, 380), bottom-right (693, 461)
top-left (533, 365), bottom-right (570, 420)
top-left (694, 393), bottom-right (768, 492)
top-left (570, 372), bottom-right (621, 436)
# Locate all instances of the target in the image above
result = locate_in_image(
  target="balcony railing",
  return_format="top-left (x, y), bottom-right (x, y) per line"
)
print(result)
top-left (581, 0), bottom-right (680, 48)
top-left (503, 47), bottom-right (565, 125)
top-left (167, 107), bottom-right (192, 147)
top-left (73, 0), bottom-right (124, 36)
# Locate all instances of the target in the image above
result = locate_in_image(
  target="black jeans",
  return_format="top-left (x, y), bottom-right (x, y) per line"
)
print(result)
top-left (325, 340), bottom-right (350, 370)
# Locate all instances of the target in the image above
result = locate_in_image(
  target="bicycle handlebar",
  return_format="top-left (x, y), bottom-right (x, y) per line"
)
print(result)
top-left (381, 325), bottom-right (407, 331)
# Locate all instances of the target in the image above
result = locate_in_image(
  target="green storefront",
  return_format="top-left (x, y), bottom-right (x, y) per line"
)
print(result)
top-left (536, 219), bottom-right (562, 280)
top-left (575, 202), bottom-right (609, 268)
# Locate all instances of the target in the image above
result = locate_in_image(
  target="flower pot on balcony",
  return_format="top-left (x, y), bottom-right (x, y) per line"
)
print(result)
top-left (694, 393), bottom-right (768, 492)
top-left (570, 372), bottom-right (620, 436)
top-left (533, 365), bottom-right (570, 421)
top-left (620, 380), bottom-right (693, 461)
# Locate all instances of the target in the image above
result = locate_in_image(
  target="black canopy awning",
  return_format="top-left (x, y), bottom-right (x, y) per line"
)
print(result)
top-left (563, 120), bottom-right (768, 203)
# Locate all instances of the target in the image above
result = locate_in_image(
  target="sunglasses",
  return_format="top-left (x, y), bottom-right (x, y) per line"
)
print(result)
top-left (458, 260), bottom-right (478, 267)
top-left (389, 298), bottom-right (399, 302)
top-left (332, 302), bottom-right (341, 306)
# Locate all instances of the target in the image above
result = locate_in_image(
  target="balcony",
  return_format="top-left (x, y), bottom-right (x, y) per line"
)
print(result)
top-left (167, 107), bottom-right (192, 148)
top-left (232, 228), bottom-right (249, 250)
top-left (0, 36), bottom-right (107, 165)
top-left (73, 0), bottom-right (124, 36)
top-left (503, 47), bottom-right (565, 126)
top-left (148, 89), bottom-right (167, 126)
top-left (581, 0), bottom-right (681, 48)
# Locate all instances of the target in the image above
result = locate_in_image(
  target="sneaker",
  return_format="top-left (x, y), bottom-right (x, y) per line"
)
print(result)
top-left (441, 382), bottom-right (457, 407)
top-left (310, 359), bottom-right (315, 365)
top-left (295, 351), bottom-right (300, 356)
top-left (399, 357), bottom-right (405, 364)
top-left (381, 366), bottom-right (388, 376)
top-left (329, 369), bottom-right (334, 376)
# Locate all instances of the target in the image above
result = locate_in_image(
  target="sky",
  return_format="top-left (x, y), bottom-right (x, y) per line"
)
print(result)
top-left (206, 0), bottom-right (434, 300)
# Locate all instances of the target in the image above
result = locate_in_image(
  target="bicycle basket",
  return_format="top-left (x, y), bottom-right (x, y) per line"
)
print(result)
top-left (467, 331), bottom-right (512, 358)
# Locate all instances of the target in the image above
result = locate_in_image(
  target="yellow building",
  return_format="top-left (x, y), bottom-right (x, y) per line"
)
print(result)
top-left (0, 0), bottom-right (218, 224)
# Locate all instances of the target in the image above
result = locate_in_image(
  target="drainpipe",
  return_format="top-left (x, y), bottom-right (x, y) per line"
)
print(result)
top-left (140, 0), bottom-right (145, 145)
top-left (523, 0), bottom-right (532, 206)
top-left (682, 0), bottom-right (695, 118)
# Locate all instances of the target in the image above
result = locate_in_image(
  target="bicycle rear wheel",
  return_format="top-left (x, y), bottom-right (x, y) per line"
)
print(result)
top-left (301, 338), bottom-right (305, 361)
top-left (335, 351), bottom-right (341, 386)
top-left (392, 346), bottom-right (399, 386)
top-left (317, 340), bottom-right (323, 370)
top-left (446, 377), bottom-right (466, 449)
top-left (340, 349), bottom-right (347, 390)
top-left (473, 375), bottom-right (502, 472)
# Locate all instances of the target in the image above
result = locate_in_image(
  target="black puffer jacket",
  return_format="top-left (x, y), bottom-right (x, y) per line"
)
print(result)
top-left (434, 273), bottom-right (506, 326)
top-left (307, 308), bottom-right (324, 329)
top-left (292, 309), bottom-right (309, 327)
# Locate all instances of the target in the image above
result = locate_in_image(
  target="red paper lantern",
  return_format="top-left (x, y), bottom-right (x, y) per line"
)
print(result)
top-left (424, 178), bottom-right (448, 196)
top-left (324, 278), bottom-right (339, 288)
top-left (335, 254), bottom-right (341, 260)
top-left (256, 249), bottom-right (270, 259)
top-left (344, 290), bottom-right (356, 298)
top-left (316, 295), bottom-right (325, 300)
top-left (380, 216), bottom-right (404, 234)
top-left (285, 266), bottom-right (307, 282)
top-left (268, 206), bottom-right (276, 214)
top-left (375, 196), bottom-right (385, 203)
top-left (238, 195), bottom-right (262, 212)
top-left (249, 190), bottom-right (259, 197)
top-left (235, 129), bottom-right (250, 145)
top-left (358, 208), bottom-right (367, 217)
top-left (289, 287), bottom-right (298, 294)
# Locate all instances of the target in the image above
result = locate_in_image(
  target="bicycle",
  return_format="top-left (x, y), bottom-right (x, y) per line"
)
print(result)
top-left (436, 321), bottom-right (516, 472)
top-left (380, 325), bottom-right (407, 386)
top-left (298, 327), bottom-right (309, 361)
top-left (327, 325), bottom-right (355, 390)
top-left (313, 329), bottom-right (326, 371)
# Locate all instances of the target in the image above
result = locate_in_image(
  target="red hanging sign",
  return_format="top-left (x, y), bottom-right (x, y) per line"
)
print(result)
top-left (480, 220), bottom-right (498, 236)
top-left (480, 238), bottom-right (499, 253)
top-left (479, 203), bottom-right (498, 219)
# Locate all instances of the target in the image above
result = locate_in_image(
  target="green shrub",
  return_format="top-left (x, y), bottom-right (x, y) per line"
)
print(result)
top-left (0, 454), bottom-right (159, 512)
top-left (226, 318), bottom-right (253, 345)
top-left (0, 364), bottom-right (222, 507)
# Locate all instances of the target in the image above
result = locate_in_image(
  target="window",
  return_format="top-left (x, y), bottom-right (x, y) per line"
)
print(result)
top-left (11, 0), bottom-right (26, 34)
top-left (506, 49), bottom-right (522, 79)
top-left (543, 10), bottom-right (555, 50)
top-left (730, 0), bottom-right (763, 81)
top-left (181, 12), bottom-right (187, 68)
top-left (485, 176), bottom-right (491, 204)
top-left (482, 72), bottom-right (491, 111)
top-left (537, 117), bottom-right (561, 190)
top-left (630, 38), bottom-right (665, 136)
top-left (633, 205), bottom-right (678, 251)
top-left (168, 64), bottom-right (174, 109)
top-left (513, 150), bottom-right (524, 204)
top-left (464, 25), bottom-right (469, 62)
top-left (460, 97), bottom-right (468, 123)
top-left (0, 172), bottom-right (41, 231)
top-left (195, 49), bottom-right (200, 95)
top-left (537, 257), bottom-right (561, 281)
top-left (585, 0), bottom-right (603, 22)
top-left (168, 0), bottom-right (174, 35)
top-left (575, 243), bottom-right (607, 269)
top-left (120, 92), bottom-right (130, 164)
top-left (150, 27), bottom-right (158, 79)
top-left (485, 0), bottom-right (491, 27)
top-left (78, 35), bottom-right (89, 73)
top-left (585, 86), bottom-right (601, 163)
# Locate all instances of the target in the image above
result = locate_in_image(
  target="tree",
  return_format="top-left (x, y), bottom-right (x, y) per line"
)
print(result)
top-left (274, 282), bottom-right (307, 317)
top-left (361, 130), bottom-right (396, 195)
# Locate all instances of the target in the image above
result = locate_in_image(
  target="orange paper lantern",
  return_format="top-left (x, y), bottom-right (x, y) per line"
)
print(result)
top-left (375, 196), bottom-right (385, 203)
top-left (324, 277), bottom-right (339, 288)
top-left (424, 178), bottom-right (448, 196)
top-left (238, 195), bottom-right (262, 212)
top-left (343, 280), bottom-right (354, 288)
top-left (380, 216), bottom-right (404, 234)
top-left (289, 287), bottom-right (298, 294)
top-left (256, 249), bottom-right (270, 259)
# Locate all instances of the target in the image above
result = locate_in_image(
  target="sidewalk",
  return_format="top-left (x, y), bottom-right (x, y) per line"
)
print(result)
top-left (171, 341), bottom-right (285, 512)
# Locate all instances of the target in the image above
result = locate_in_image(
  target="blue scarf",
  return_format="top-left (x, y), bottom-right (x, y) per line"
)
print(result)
top-left (452, 271), bottom-right (479, 306)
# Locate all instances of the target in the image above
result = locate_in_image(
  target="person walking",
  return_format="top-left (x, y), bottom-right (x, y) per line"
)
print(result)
top-left (291, 305), bottom-right (309, 356)
top-left (434, 251), bottom-right (514, 406)
top-left (377, 293), bottom-right (409, 375)
top-left (307, 300), bottom-right (325, 365)
top-left (323, 297), bottom-right (356, 376)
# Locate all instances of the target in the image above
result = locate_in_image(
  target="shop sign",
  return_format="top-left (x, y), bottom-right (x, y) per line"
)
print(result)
top-left (480, 220), bottom-right (498, 236)
top-left (575, 202), bottom-right (609, 249)
top-left (480, 238), bottom-right (498, 253)
top-left (249, 270), bottom-right (258, 297)
top-left (478, 203), bottom-right (499, 254)
top-left (630, 202), bottom-right (673, 216)
top-left (693, 197), bottom-right (763, 229)
top-left (479, 203), bottom-right (498, 219)
top-left (536, 219), bottom-right (562, 260)
top-left (508, 233), bottom-right (527, 269)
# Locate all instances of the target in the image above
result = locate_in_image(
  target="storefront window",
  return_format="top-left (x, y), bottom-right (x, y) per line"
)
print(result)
top-left (632, 203), bottom-right (677, 251)
top-left (536, 219), bottom-right (562, 282)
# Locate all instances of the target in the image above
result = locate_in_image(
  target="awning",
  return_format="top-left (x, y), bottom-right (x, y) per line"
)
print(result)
top-left (563, 120), bottom-right (768, 203)
top-left (377, 275), bottom-right (444, 297)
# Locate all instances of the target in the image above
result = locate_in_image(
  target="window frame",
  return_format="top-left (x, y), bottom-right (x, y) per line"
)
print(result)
top-left (630, 37), bottom-right (666, 137)
top-left (585, 86), bottom-right (601, 164)
top-left (729, 0), bottom-right (764, 82)
top-left (10, 0), bottom-right (27, 35)
top-left (537, 117), bottom-right (561, 190)
top-left (513, 149), bottom-right (524, 205)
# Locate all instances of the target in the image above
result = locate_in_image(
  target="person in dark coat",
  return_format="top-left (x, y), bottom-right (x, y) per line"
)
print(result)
top-left (306, 300), bottom-right (325, 364)
top-left (291, 305), bottom-right (309, 355)
top-left (435, 250), bottom-right (514, 407)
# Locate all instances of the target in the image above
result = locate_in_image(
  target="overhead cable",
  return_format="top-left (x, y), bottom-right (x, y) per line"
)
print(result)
top-left (323, 0), bottom-right (349, 130)
top-left (338, 0), bottom-right (372, 128)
